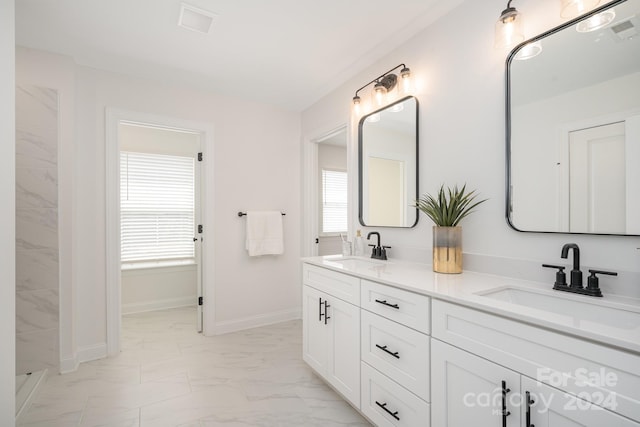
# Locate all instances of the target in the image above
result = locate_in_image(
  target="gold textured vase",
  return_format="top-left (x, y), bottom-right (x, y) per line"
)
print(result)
top-left (432, 226), bottom-right (462, 274)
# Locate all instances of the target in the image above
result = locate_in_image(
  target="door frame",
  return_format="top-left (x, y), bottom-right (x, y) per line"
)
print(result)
top-left (302, 123), bottom-right (350, 257)
top-left (105, 108), bottom-right (215, 356)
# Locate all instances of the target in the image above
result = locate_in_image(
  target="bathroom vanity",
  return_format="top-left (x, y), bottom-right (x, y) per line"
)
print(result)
top-left (301, 256), bottom-right (640, 427)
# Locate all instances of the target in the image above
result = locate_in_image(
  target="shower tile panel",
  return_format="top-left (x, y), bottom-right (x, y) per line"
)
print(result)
top-left (16, 84), bottom-right (60, 375)
top-left (16, 167), bottom-right (58, 208)
top-left (16, 248), bottom-right (59, 292)
top-left (16, 208), bottom-right (58, 251)
top-left (16, 289), bottom-right (60, 334)
top-left (16, 328), bottom-right (59, 375)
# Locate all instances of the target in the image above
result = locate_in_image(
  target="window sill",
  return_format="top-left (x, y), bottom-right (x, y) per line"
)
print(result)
top-left (121, 259), bottom-right (196, 272)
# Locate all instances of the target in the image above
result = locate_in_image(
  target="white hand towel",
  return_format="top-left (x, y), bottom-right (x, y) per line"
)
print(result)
top-left (245, 211), bottom-right (284, 256)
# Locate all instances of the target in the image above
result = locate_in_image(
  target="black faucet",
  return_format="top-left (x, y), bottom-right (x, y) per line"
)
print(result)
top-left (543, 243), bottom-right (617, 297)
top-left (367, 231), bottom-right (390, 260)
top-left (561, 243), bottom-right (582, 288)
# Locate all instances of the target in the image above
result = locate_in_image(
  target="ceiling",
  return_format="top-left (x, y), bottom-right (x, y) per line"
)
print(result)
top-left (15, 0), bottom-right (459, 111)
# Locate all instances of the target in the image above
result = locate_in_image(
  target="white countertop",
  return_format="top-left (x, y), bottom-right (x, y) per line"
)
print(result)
top-left (302, 255), bottom-right (640, 354)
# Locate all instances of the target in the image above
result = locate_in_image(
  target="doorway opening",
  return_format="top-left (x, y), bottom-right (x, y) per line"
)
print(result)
top-left (106, 109), bottom-right (213, 356)
top-left (315, 128), bottom-right (348, 256)
top-left (119, 122), bottom-right (203, 332)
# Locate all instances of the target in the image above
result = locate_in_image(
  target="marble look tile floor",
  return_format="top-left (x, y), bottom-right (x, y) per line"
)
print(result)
top-left (19, 307), bottom-right (371, 427)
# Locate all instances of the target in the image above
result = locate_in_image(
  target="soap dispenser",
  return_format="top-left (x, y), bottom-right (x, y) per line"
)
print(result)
top-left (354, 230), bottom-right (365, 256)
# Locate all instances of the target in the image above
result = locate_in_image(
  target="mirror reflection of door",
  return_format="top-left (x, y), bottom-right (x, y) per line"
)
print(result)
top-left (368, 156), bottom-right (405, 225)
top-left (317, 129), bottom-right (348, 256)
top-left (569, 122), bottom-right (625, 233)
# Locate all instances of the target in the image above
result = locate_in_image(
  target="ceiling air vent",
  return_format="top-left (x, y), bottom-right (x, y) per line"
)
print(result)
top-left (178, 3), bottom-right (217, 34)
top-left (608, 16), bottom-right (638, 41)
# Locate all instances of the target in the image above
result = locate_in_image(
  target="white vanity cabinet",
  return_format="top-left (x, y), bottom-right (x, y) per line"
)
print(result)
top-left (360, 280), bottom-right (431, 426)
top-left (302, 265), bottom-right (361, 407)
top-left (523, 377), bottom-right (640, 427)
top-left (432, 339), bottom-right (640, 427)
top-left (431, 299), bottom-right (640, 427)
top-left (302, 259), bottom-right (640, 427)
top-left (431, 339), bottom-right (521, 427)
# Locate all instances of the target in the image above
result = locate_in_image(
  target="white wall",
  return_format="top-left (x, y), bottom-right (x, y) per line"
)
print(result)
top-left (75, 65), bottom-right (301, 343)
top-left (121, 265), bottom-right (196, 314)
top-left (302, 0), bottom-right (640, 298)
top-left (17, 48), bottom-right (302, 363)
top-left (1, 0), bottom-right (16, 423)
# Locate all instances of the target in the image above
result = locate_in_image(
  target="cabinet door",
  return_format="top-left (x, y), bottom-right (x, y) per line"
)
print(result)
top-left (326, 295), bottom-right (361, 407)
top-left (522, 377), bottom-right (640, 427)
top-left (431, 339), bottom-right (521, 427)
top-left (302, 285), bottom-right (328, 374)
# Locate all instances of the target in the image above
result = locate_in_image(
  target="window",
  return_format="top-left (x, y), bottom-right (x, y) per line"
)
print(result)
top-left (120, 151), bottom-right (195, 263)
top-left (321, 169), bottom-right (348, 233)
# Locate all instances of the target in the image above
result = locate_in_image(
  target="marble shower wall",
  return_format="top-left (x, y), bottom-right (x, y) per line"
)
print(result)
top-left (15, 85), bottom-right (59, 374)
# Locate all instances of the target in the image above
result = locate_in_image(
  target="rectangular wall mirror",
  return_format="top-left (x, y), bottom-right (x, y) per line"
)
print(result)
top-left (359, 96), bottom-right (418, 228)
top-left (507, 0), bottom-right (640, 235)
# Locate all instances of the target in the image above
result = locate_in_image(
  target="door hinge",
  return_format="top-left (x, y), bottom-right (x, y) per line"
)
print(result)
top-left (197, 152), bottom-right (203, 162)
top-left (198, 296), bottom-right (203, 306)
top-left (198, 224), bottom-right (203, 234)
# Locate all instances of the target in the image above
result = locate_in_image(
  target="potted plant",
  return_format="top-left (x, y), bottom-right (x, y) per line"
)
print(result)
top-left (414, 184), bottom-right (487, 273)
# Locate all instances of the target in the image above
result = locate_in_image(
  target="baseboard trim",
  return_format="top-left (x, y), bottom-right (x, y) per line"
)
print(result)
top-left (214, 308), bottom-right (301, 335)
top-left (77, 343), bottom-right (107, 364)
top-left (59, 354), bottom-right (79, 374)
top-left (122, 296), bottom-right (196, 315)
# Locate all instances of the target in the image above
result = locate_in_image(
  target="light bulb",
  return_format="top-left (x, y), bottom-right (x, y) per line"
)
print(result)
top-left (400, 67), bottom-right (412, 94)
top-left (495, 5), bottom-right (525, 49)
top-left (352, 95), bottom-right (361, 115)
top-left (373, 83), bottom-right (387, 107)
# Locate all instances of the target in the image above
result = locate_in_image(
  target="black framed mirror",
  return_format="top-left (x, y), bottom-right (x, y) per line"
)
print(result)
top-left (506, 0), bottom-right (640, 235)
top-left (359, 96), bottom-right (419, 228)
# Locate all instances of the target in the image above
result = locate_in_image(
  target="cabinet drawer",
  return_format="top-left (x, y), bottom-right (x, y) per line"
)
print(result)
top-left (361, 362), bottom-right (430, 427)
top-left (432, 299), bottom-right (640, 422)
top-left (303, 264), bottom-right (360, 305)
top-left (361, 310), bottom-right (430, 401)
top-left (361, 280), bottom-right (430, 333)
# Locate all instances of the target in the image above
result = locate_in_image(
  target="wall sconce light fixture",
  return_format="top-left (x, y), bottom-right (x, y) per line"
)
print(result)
top-left (560, 0), bottom-right (600, 19)
top-left (495, 0), bottom-right (525, 49)
top-left (352, 64), bottom-right (411, 114)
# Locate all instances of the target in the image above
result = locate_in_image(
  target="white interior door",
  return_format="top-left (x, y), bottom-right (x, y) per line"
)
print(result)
top-left (367, 156), bottom-right (405, 226)
top-left (569, 122), bottom-right (626, 234)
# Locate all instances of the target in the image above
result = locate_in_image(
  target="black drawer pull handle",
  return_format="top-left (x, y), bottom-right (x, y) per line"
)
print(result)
top-left (375, 344), bottom-right (400, 359)
top-left (323, 300), bottom-right (330, 324)
top-left (502, 380), bottom-right (511, 427)
top-left (375, 401), bottom-right (400, 421)
top-left (526, 391), bottom-right (535, 427)
top-left (374, 299), bottom-right (399, 309)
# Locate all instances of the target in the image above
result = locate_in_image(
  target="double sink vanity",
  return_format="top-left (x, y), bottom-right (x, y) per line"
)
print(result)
top-left (301, 255), bottom-right (640, 426)
top-left (310, 0), bottom-right (640, 425)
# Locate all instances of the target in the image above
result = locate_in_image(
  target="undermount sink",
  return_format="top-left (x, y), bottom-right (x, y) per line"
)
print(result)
top-left (476, 286), bottom-right (640, 332)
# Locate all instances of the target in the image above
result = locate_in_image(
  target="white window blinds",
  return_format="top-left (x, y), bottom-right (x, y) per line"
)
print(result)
top-left (321, 169), bottom-right (348, 233)
top-left (120, 151), bottom-right (195, 263)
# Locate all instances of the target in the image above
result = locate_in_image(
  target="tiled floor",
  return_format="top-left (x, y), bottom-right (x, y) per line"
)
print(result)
top-left (19, 307), bottom-right (370, 426)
